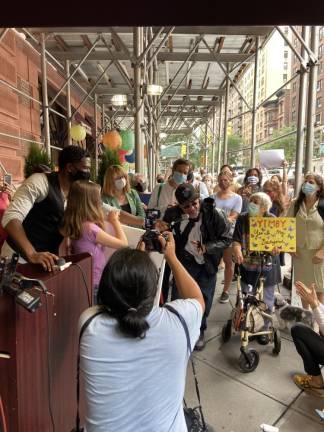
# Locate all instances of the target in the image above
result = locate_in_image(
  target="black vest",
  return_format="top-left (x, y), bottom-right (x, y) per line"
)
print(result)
top-left (22, 172), bottom-right (64, 254)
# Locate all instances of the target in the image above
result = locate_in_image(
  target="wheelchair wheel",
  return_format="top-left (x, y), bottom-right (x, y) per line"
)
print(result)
top-left (222, 320), bottom-right (232, 343)
top-left (238, 349), bottom-right (260, 373)
top-left (272, 329), bottom-right (281, 355)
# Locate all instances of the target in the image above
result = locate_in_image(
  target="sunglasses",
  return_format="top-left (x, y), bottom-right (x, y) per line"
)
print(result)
top-left (181, 200), bottom-right (199, 210)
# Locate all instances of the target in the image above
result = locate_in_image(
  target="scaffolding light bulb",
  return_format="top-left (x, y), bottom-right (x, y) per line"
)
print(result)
top-left (111, 94), bottom-right (128, 106)
top-left (146, 84), bottom-right (163, 96)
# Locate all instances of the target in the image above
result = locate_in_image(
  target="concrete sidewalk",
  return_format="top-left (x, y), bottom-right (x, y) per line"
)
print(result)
top-left (185, 269), bottom-right (324, 432)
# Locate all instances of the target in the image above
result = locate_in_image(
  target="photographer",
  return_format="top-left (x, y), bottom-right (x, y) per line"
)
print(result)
top-left (163, 183), bottom-right (231, 350)
top-left (79, 232), bottom-right (204, 432)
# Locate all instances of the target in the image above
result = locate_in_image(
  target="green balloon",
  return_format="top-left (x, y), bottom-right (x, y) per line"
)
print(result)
top-left (120, 130), bottom-right (135, 151)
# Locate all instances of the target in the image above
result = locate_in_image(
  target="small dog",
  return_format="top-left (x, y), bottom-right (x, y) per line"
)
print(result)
top-left (274, 292), bottom-right (315, 331)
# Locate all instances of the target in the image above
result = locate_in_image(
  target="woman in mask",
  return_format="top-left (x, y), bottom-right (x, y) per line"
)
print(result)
top-left (102, 165), bottom-right (145, 218)
top-left (287, 173), bottom-right (324, 308)
top-left (212, 172), bottom-right (242, 303)
top-left (238, 167), bottom-right (263, 213)
top-left (232, 192), bottom-right (281, 344)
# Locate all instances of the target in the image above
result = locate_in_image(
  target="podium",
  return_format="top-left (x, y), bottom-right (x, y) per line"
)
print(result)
top-left (0, 253), bottom-right (92, 432)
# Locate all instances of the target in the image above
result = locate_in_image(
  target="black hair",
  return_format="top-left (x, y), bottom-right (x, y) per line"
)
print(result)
top-left (187, 171), bottom-right (194, 182)
top-left (294, 172), bottom-right (324, 215)
top-left (58, 145), bottom-right (90, 170)
top-left (243, 167), bottom-right (263, 187)
top-left (98, 248), bottom-right (158, 339)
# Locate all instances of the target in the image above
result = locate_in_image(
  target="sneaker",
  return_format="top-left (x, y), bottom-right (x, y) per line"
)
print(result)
top-left (194, 331), bottom-right (206, 351)
top-left (219, 291), bottom-right (229, 303)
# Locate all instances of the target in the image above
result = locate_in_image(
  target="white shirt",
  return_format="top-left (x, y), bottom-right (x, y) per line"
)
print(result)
top-left (181, 215), bottom-right (204, 264)
top-left (79, 299), bottom-right (202, 432)
top-left (148, 181), bottom-right (177, 218)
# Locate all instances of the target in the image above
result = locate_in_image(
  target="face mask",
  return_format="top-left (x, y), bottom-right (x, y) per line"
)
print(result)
top-left (115, 177), bottom-right (127, 190)
top-left (248, 202), bottom-right (260, 216)
top-left (157, 178), bottom-right (164, 184)
top-left (302, 182), bottom-right (318, 196)
top-left (247, 175), bottom-right (258, 185)
top-left (135, 181), bottom-right (146, 193)
top-left (70, 170), bottom-right (91, 182)
top-left (173, 171), bottom-right (187, 185)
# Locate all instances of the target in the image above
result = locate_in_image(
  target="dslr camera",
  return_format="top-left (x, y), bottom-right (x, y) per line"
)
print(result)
top-left (142, 209), bottom-right (167, 253)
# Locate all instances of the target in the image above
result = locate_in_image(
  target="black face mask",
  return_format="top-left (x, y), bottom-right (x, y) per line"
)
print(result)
top-left (157, 178), bottom-right (164, 184)
top-left (70, 170), bottom-right (91, 182)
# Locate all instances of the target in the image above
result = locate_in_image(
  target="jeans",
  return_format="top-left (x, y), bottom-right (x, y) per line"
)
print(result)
top-left (172, 254), bottom-right (217, 332)
top-left (291, 323), bottom-right (324, 376)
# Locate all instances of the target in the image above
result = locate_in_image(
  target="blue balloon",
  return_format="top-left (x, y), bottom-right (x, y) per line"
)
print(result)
top-left (125, 151), bottom-right (135, 163)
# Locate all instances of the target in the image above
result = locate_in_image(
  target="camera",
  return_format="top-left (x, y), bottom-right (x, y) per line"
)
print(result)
top-left (142, 229), bottom-right (168, 253)
top-left (144, 208), bottom-right (160, 229)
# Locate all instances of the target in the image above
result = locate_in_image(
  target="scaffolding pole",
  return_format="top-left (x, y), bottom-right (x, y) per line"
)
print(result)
top-left (40, 33), bottom-right (51, 159)
top-left (217, 97), bottom-right (223, 173)
top-left (204, 120), bottom-right (208, 171)
top-left (65, 60), bottom-right (72, 145)
top-left (211, 106), bottom-right (216, 178)
top-left (134, 27), bottom-right (145, 173)
top-left (250, 36), bottom-right (260, 167)
top-left (305, 26), bottom-right (319, 172)
top-left (223, 66), bottom-right (230, 164)
top-left (94, 94), bottom-right (98, 176)
top-left (295, 27), bottom-right (309, 194)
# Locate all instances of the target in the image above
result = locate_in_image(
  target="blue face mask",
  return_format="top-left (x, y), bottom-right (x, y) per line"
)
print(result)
top-left (302, 182), bottom-right (318, 196)
top-left (248, 202), bottom-right (260, 216)
top-left (173, 171), bottom-right (187, 185)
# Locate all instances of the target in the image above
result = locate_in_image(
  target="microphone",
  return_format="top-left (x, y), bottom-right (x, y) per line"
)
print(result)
top-left (53, 258), bottom-right (72, 271)
top-left (169, 214), bottom-right (190, 228)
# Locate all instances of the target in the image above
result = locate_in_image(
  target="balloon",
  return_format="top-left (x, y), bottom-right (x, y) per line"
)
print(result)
top-left (70, 124), bottom-right (86, 141)
top-left (117, 149), bottom-right (128, 164)
top-left (120, 130), bottom-right (135, 151)
top-left (103, 130), bottom-right (122, 150)
top-left (125, 151), bottom-right (135, 163)
top-left (125, 149), bottom-right (133, 156)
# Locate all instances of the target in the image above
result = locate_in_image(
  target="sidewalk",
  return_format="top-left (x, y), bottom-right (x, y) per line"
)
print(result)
top-left (185, 268), bottom-right (324, 432)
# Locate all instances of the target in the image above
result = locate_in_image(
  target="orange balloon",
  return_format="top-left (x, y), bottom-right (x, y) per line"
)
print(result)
top-left (102, 130), bottom-right (122, 150)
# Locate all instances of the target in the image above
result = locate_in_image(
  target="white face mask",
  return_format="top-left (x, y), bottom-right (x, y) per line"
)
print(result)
top-left (114, 177), bottom-right (126, 190)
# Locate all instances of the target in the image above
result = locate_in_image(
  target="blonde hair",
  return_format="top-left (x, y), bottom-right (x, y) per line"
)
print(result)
top-left (62, 180), bottom-right (104, 239)
top-left (102, 165), bottom-right (130, 197)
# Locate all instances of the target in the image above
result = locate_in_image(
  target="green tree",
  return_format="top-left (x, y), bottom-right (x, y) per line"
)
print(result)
top-left (97, 148), bottom-right (120, 186)
top-left (24, 142), bottom-right (53, 178)
top-left (227, 134), bottom-right (245, 166)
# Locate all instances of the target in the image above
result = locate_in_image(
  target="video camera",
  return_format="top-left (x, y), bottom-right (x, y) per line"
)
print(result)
top-left (0, 254), bottom-right (43, 312)
top-left (142, 209), bottom-right (167, 253)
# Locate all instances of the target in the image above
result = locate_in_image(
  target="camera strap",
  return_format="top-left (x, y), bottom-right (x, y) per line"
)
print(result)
top-left (164, 304), bottom-right (207, 429)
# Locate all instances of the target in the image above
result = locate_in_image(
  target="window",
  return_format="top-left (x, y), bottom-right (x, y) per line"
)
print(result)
top-left (284, 51), bottom-right (288, 59)
top-left (315, 113), bottom-right (321, 124)
top-left (284, 62), bottom-right (288, 70)
top-left (283, 74), bottom-right (287, 81)
top-left (292, 111), bottom-right (296, 122)
top-left (292, 96), bottom-right (296, 108)
top-left (317, 97), bottom-right (322, 108)
top-left (284, 40), bottom-right (288, 46)
top-left (293, 82), bottom-right (297, 92)
top-left (319, 62), bottom-right (323, 74)
top-left (317, 79), bottom-right (322, 91)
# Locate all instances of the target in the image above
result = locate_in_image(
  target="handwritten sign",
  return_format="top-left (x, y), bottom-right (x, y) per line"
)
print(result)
top-left (249, 217), bottom-right (296, 253)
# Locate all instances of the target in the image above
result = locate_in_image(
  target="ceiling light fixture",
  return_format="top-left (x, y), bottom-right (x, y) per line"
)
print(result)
top-left (111, 94), bottom-right (128, 106)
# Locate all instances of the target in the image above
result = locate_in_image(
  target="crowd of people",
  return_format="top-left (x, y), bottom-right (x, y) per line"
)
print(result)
top-left (2, 146), bottom-right (324, 430)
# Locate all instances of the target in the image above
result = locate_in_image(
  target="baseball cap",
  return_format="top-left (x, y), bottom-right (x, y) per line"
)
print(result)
top-left (175, 183), bottom-right (199, 205)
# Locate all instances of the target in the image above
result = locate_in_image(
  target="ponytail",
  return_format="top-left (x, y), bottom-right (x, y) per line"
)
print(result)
top-left (98, 248), bottom-right (158, 339)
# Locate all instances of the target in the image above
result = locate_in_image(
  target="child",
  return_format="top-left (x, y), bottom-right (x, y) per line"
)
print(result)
top-left (61, 180), bottom-right (128, 304)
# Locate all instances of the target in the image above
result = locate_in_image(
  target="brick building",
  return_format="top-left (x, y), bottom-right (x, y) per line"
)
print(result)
top-left (0, 29), bottom-right (97, 182)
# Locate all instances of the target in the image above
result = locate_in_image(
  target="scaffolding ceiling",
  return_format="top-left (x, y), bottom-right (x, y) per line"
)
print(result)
top-left (22, 26), bottom-right (274, 133)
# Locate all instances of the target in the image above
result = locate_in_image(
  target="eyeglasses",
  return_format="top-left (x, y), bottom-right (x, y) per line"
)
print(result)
top-left (182, 200), bottom-right (199, 210)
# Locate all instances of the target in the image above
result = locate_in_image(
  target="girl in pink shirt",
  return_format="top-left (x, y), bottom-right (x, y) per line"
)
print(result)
top-left (61, 180), bottom-right (128, 303)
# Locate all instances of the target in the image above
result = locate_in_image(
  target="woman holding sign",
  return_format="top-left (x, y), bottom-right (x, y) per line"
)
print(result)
top-left (232, 192), bottom-right (281, 344)
top-left (287, 173), bottom-right (324, 308)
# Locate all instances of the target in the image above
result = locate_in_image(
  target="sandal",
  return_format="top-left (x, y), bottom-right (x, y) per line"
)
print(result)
top-left (293, 374), bottom-right (324, 397)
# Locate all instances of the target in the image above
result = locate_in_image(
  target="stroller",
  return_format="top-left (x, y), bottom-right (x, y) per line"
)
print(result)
top-left (221, 252), bottom-right (281, 372)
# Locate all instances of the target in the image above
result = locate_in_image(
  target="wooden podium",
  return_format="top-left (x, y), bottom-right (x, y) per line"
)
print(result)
top-left (0, 253), bottom-right (92, 432)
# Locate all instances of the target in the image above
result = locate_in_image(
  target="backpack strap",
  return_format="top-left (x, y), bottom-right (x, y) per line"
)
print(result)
top-left (156, 183), bottom-right (163, 207)
top-left (74, 307), bottom-right (105, 432)
top-left (317, 198), bottom-right (324, 222)
top-left (164, 304), bottom-right (206, 429)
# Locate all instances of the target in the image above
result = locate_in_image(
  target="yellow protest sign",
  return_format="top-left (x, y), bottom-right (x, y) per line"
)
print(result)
top-left (249, 217), bottom-right (296, 253)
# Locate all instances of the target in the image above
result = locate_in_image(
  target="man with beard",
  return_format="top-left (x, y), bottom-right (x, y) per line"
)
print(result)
top-left (163, 183), bottom-right (231, 350)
